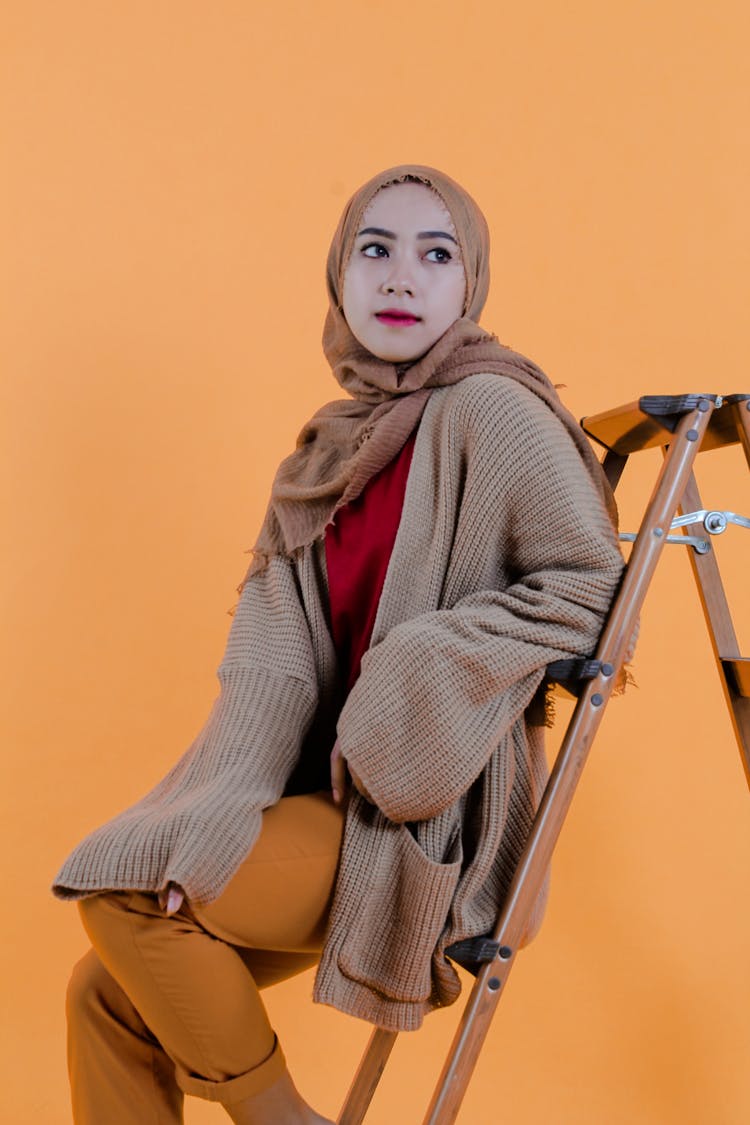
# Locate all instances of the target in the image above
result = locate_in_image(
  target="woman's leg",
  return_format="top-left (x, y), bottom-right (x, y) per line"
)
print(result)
top-left (188, 789), bottom-right (344, 953)
top-left (67, 947), bottom-right (320, 1125)
top-left (71, 791), bottom-right (344, 1123)
top-left (67, 947), bottom-right (184, 1125)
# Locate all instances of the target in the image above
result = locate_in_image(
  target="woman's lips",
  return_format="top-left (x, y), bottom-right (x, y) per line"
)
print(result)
top-left (375, 309), bottom-right (421, 326)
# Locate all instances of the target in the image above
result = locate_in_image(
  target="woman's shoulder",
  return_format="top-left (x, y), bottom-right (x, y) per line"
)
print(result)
top-left (430, 371), bottom-right (566, 440)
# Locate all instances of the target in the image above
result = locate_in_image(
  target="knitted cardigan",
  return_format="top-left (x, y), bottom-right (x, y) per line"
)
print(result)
top-left (53, 373), bottom-right (625, 1032)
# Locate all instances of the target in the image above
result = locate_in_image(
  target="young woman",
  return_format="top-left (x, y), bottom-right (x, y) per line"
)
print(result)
top-left (54, 164), bottom-right (625, 1124)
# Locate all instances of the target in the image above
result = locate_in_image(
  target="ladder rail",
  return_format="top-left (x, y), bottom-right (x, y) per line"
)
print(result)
top-left (337, 1028), bottom-right (398, 1125)
top-left (673, 469), bottom-right (750, 788)
top-left (732, 396), bottom-right (750, 470)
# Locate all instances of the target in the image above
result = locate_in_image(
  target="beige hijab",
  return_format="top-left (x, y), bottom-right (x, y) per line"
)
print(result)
top-left (240, 164), bottom-right (616, 588)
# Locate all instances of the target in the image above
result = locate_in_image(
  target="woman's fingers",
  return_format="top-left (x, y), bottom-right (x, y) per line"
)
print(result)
top-left (330, 739), bottom-right (348, 805)
top-left (330, 739), bottom-right (374, 805)
top-left (166, 887), bottom-right (184, 914)
top-left (157, 884), bottom-right (184, 915)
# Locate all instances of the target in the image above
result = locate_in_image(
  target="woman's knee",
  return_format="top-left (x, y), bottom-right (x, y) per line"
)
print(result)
top-left (75, 891), bottom-right (166, 1005)
top-left (67, 946), bottom-right (150, 1039)
top-left (66, 947), bottom-right (118, 1025)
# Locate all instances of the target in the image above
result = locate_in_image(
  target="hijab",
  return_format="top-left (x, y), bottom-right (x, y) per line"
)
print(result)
top-left (240, 164), bottom-right (616, 588)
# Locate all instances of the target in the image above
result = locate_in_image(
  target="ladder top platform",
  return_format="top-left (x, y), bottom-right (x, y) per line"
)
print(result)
top-left (582, 393), bottom-right (750, 455)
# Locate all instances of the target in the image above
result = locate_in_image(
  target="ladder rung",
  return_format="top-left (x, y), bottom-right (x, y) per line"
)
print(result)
top-left (722, 658), bottom-right (750, 698)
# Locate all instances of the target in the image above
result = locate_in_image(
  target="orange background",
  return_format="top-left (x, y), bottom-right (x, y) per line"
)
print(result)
top-left (3, 3), bottom-right (749, 1122)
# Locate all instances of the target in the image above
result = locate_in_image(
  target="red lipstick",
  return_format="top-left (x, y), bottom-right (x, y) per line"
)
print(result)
top-left (375, 308), bottom-right (421, 326)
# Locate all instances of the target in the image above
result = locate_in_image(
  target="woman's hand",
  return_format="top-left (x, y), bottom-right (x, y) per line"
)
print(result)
top-left (157, 884), bottom-right (185, 915)
top-left (330, 738), bottom-right (374, 805)
top-left (330, 739), bottom-right (348, 805)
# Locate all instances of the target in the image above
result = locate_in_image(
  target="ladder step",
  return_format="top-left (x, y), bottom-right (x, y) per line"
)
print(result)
top-left (581, 393), bottom-right (746, 455)
top-left (722, 658), bottom-right (750, 698)
top-left (545, 657), bottom-right (607, 683)
top-left (445, 936), bottom-right (500, 976)
top-left (544, 657), bottom-right (608, 699)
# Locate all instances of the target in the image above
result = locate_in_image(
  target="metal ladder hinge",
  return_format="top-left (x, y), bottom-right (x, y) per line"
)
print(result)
top-left (619, 509), bottom-right (750, 554)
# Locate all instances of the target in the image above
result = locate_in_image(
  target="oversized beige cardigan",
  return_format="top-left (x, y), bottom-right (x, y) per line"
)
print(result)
top-left (53, 373), bottom-right (625, 1031)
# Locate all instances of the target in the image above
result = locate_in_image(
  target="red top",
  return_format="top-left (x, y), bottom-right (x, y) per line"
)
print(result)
top-left (325, 430), bottom-right (417, 692)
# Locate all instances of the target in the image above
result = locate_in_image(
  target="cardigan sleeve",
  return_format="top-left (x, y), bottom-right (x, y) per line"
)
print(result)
top-left (336, 379), bottom-right (625, 823)
top-left (52, 554), bottom-right (320, 904)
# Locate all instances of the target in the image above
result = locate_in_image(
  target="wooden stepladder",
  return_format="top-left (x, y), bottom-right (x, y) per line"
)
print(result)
top-left (337, 392), bottom-right (750, 1125)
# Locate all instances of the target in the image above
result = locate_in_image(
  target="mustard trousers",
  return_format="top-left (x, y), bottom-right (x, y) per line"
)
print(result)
top-left (67, 791), bottom-right (345, 1123)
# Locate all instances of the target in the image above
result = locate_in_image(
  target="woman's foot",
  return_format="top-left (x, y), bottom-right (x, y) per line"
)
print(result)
top-left (225, 1068), bottom-right (333, 1124)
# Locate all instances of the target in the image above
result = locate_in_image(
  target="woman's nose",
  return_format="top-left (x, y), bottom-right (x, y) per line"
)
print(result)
top-left (380, 258), bottom-right (415, 297)
top-left (380, 275), bottom-right (414, 297)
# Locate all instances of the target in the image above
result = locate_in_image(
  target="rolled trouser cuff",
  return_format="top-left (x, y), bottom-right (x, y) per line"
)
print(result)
top-left (175, 1034), bottom-right (286, 1104)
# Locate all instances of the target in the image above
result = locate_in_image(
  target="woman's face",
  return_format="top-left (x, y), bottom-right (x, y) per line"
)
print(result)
top-left (341, 182), bottom-right (467, 363)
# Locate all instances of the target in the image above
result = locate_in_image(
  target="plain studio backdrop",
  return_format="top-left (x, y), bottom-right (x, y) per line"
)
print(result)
top-left (2, 3), bottom-right (749, 1122)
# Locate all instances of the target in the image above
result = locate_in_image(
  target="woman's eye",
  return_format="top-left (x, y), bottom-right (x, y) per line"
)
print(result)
top-left (362, 242), bottom-right (388, 258)
top-left (425, 247), bottom-right (452, 263)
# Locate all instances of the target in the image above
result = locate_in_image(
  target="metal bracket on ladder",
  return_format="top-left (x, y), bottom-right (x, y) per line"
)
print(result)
top-left (619, 507), bottom-right (750, 553)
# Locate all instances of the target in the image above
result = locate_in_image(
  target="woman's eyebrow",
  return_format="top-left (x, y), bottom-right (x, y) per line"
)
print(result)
top-left (357, 226), bottom-right (458, 244)
top-left (356, 226), bottom-right (396, 240)
top-left (417, 230), bottom-right (458, 244)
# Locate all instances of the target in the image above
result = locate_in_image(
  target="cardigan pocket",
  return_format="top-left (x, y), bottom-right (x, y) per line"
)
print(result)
top-left (337, 823), bottom-right (462, 1003)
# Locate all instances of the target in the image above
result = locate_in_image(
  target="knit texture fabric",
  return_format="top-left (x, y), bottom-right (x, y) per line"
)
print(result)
top-left (53, 373), bottom-right (625, 1031)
